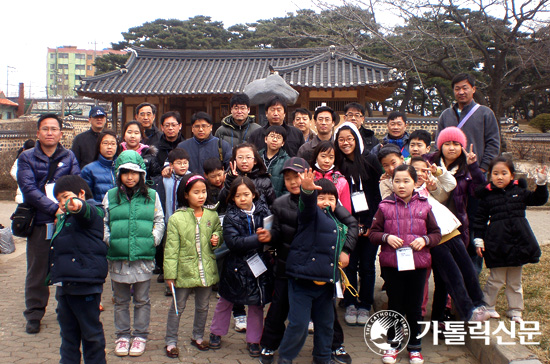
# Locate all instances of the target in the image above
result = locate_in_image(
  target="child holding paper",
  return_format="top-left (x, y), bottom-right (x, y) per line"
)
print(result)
top-left (369, 164), bottom-right (441, 364)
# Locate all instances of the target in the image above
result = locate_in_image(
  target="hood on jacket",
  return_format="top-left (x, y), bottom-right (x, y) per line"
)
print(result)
top-left (115, 150), bottom-right (147, 176)
top-left (334, 121), bottom-right (364, 154)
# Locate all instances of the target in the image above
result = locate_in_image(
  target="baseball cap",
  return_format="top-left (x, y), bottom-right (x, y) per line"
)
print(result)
top-left (89, 106), bottom-right (106, 118)
top-left (282, 157), bottom-right (309, 173)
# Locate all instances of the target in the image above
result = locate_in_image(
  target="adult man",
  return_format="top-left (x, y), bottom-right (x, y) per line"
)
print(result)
top-left (136, 102), bottom-right (162, 146)
top-left (343, 102), bottom-right (378, 154)
top-left (437, 73), bottom-right (500, 172)
top-left (292, 108), bottom-right (316, 143)
top-left (215, 93), bottom-right (262, 149)
top-left (72, 106), bottom-right (107, 168)
top-left (370, 111), bottom-right (411, 158)
top-left (177, 111), bottom-right (231, 175)
top-left (297, 106), bottom-right (337, 163)
top-left (248, 97), bottom-right (305, 157)
top-left (17, 113), bottom-right (81, 334)
top-left (154, 111), bottom-right (184, 169)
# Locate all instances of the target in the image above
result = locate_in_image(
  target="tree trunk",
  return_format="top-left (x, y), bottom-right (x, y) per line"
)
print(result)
top-left (399, 78), bottom-right (415, 114)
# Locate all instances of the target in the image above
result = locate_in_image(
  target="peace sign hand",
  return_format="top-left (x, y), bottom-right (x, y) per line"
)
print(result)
top-left (229, 161), bottom-right (239, 176)
top-left (464, 144), bottom-right (477, 165)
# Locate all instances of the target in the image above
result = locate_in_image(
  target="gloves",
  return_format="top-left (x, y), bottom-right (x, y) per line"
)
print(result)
top-left (473, 238), bottom-right (485, 249)
top-left (535, 171), bottom-right (548, 186)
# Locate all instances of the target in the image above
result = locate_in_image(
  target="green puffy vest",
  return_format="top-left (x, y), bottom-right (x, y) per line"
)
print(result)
top-left (107, 188), bottom-right (157, 261)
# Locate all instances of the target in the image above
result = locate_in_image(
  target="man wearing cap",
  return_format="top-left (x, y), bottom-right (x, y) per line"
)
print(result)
top-left (259, 157), bottom-right (355, 364)
top-left (247, 97), bottom-right (305, 157)
top-left (297, 106), bottom-right (337, 163)
top-left (72, 106), bottom-right (107, 169)
top-left (177, 111), bottom-right (232, 175)
top-left (18, 113), bottom-right (81, 334)
top-left (136, 102), bottom-right (163, 146)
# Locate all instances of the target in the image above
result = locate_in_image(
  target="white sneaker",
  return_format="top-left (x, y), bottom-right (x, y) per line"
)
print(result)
top-left (345, 305), bottom-right (358, 326)
top-left (308, 320), bottom-right (314, 334)
top-left (487, 309), bottom-right (500, 319)
top-left (469, 306), bottom-right (490, 322)
top-left (234, 315), bottom-right (247, 332)
top-left (357, 308), bottom-right (370, 325)
top-left (511, 316), bottom-right (523, 323)
top-left (129, 337), bottom-right (146, 356)
top-left (382, 348), bottom-right (398, 364)
top-left (409, 351), bottom-right (424, 364)
top-left (114, 338), bottom-right (130, 356)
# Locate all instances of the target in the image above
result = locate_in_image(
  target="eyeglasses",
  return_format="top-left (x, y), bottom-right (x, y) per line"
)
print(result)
top-left (345, 113), bottom-right (363, 119)
top-left (236, 156), bottom-right (254, 161)
top-left (338, 137), bottom-right (355, 144)
top-left (172, 161), bottom-right (188, 167)
top-left (101, 142), bottom-right (117, 147)
top-left (232, 105), bottom-right (248, 111)
top-left (163, 123), bottom-right (180, 129)
top-left (267, 134), bottom-right (282, 141)
top-left (40, 127), bottom-right (60, 132)
top-left (316, 117), bottom-right (332, 123)
top-left (192, 124), bottom-right (211, 130)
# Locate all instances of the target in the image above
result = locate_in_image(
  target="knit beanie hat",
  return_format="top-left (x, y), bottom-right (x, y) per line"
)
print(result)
top-left (436, 127), bottom-right (467, 150)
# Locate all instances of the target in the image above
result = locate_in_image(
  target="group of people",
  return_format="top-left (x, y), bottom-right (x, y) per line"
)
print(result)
top-left (15, 72), bottom-right (548, 364)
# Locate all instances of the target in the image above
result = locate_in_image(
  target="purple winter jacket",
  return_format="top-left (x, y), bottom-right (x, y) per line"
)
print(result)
top-left (370, 192), bottom-right (441, 269)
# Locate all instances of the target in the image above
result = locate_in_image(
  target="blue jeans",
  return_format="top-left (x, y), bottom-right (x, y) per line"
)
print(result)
top-left (431, 236), bottom-right (485, 321)
top-left (278, 280), bottom-right (335, 362)
top-left (56, 291), bottom-right (106, 364)
top-left (343, 235), bottom-right (378, 310)
top-left (112, 280), bottom-right (151, 339)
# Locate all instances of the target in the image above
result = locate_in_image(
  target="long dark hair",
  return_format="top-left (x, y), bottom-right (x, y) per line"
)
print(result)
top-left (334, 125), bottom-right (370, 186)
top-left (122, 121), bottom-right (145, 142)
top-left (432, 145), bottom-right (468, 175)
top-left (231, 142), bottom-right (267, 175)
top-left (95, 130), bottom-right (120, 160)
top-left (310, 140), bottom-right (335, 171)
top-left (226, 176), bottom-right (258, 204)
top-left (177, 173), bottom-right (207, 207)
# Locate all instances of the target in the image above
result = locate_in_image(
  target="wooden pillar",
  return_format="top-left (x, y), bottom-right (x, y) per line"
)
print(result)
top-left (112, 99), bottom-right (118, 133)
top-left (206, 96), bottom-right (213, 118)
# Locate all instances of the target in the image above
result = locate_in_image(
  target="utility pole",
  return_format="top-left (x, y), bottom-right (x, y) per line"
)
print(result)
top-left (6, 66), bottom-right (15, 96)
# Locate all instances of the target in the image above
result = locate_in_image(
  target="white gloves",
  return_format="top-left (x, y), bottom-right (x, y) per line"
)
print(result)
top-left (473, 238), bottom-right (485, 249)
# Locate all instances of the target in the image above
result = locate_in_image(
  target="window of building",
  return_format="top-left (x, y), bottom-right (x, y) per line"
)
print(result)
top-left (87, 55), bottom-right (93, 60)
top-left (59, 64), bottom-right (69, 69)
top-left (75, 54), bottom-right (85, 59)
top-left (58, 53), bottom-right (68, 59)
top-left (50, 64), bottom-right (55, 69)
top-left (75, 65), bottom-right (85, 70)
top-left (50, 74), bottom-right (55, 79)
top-left (50, 53), bottom-right (55, 59)
top-left (87, 65), bottom-right (93, 71)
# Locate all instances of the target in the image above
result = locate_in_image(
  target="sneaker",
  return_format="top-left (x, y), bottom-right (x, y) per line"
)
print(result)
top-left (357, 308), bottom-right (370, 325)
top-left (331, 346), bottom-right (352, 364)
top-left (312, 357), bottom-right (338, 364)
top-left (114, 338), bottom-right (130, 356)
top-left (511, 316), bottom-right (523, 323)
top-left (344, 305), bottom-right (358, 326)
top-left (129, 337), bottom-right (146, 356)
top-left (382, 349), bottom-right (398, 364)
top-left (469, 306), bottom-right (490, 322)
top-left (409, 351), bottom-right (424, 364)
top-left (25, 320), bottom-right (40, 334)
top-left (487, 309), bottom-right (500, 319)
top-left (209, 333), bottom-right (221, 350)
top-left (260, 348), bottom-right (275, 364)
top-left (247, 342), bottom-right (261, 357)
top-left (308, 321), bottom-right (314, 334)
top-left (234, 315), bottom-right (247, 332)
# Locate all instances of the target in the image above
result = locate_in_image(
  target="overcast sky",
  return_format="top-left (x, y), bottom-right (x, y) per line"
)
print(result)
top-left (0, 0), bottom-right (342, 98)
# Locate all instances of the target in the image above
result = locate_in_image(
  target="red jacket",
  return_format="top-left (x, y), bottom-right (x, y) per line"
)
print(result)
top-left (313, 169), bottom-right (352, 213)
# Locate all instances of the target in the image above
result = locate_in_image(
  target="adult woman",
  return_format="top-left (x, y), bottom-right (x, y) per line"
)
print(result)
top-left (81, 130), bottom-right (119, 203)
top-left (121, 121), bottom-right (161, 178)
top-left (334, 122), bottom-right (383, 326)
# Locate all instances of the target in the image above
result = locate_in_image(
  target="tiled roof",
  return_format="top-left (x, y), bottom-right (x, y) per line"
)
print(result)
top-left (76, 46), bottom-right (397, 99)
top-left (0, 98), bottom-right (18, 107)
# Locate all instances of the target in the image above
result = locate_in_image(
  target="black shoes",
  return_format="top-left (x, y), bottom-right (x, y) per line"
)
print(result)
top-left (209, 333), bottom-right (221, 350)
top-left (26, 320), bottom-right (40, 334)
top-left (247, 342), bottom-right (261, 357)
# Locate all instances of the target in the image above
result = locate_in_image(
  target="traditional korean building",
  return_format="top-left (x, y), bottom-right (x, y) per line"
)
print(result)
top-left (76, 46), bottom-right (400, 136)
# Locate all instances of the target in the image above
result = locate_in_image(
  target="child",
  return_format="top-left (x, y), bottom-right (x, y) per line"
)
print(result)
top-left (410, 156), bottom-right (489, 322)
top-left (50, 175), bottom-right (108, 364)
top-left (310, 140), bottom-right (352, 213)
top-left (219, 142), bottom-right (276, 206)
top-left (378, 144), bottom-right (405, 199)
top-left (473, 157), bottom-right (548, 322)
top-left (370, 164), bottom-right (441, 364)
top-left (152, 148), bottom-right (191, 287)
top-left (408, 129), bottom-right (432, 157)
top-left (102, 150), bottom-right (165, 357)
top-left (277, 170), bottom-right (357, 364)
top-left (204, 157), bottom-right (226, 209)
top-left (209, 176), bottom-right (272, 357)
top-left (260, 125), bottom-right (291, 197)
top-left (81, 130), bottom-right (119, 203)
top-left (121, 120), bottom-right (161, 178)
top-left (163, 173), bottom-right (222, 358)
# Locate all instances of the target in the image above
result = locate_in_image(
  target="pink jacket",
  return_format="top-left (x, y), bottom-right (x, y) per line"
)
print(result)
top-left (313, 169), bottom-right (352, 213)
top-left (369, 192), bottom-right (441, 269)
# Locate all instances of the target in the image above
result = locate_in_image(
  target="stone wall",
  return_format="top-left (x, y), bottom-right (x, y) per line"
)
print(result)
top-left (362, 117), bottom-right (439, 139)
top-left (502, 131), bottom-right (550, 163)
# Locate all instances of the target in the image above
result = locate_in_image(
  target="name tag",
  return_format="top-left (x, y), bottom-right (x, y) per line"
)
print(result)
top-left (247, 253), bottom-right (267, 278)
top-left (396, 247), bottom-right (415, 271)
top-left (335, 280), bottom-right (344, 299)
top-left (46, 222), bottom-right (55, 240)
top-left (45, 183), bottom-right (58, 204)
top-left (351, 191), bottom-right (369, 212)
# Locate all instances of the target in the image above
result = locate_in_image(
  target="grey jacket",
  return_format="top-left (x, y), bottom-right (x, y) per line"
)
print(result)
top-left (437, 101), bottom-right (500, 171)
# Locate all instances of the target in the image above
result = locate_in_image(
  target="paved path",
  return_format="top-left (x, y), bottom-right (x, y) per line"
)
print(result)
top-left (3, 201), bottom-right (546, 363)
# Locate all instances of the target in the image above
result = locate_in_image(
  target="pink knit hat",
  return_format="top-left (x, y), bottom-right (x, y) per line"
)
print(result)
top-left (437, 126), bottom-right (467, 150)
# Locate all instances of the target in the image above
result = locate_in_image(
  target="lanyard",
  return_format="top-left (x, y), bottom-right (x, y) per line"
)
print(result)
top-left (457, 104), bottom-right (480, 129)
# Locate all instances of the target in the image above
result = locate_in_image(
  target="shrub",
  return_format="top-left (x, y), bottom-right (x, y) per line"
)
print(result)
top-left (529, 113), bottom-right (550, 133)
